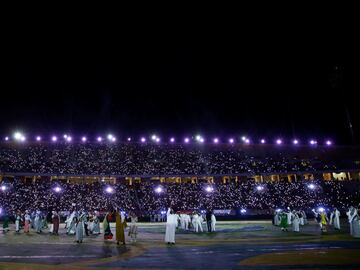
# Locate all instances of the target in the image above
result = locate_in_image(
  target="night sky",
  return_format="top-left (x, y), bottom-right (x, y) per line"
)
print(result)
top-left (6, 41), bottom-right (359, 144)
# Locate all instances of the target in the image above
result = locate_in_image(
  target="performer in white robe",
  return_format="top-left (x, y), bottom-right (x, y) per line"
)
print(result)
top-left (347, 206), bottom-right (360, 238)
top-left (211, 213), bottom-right (216, 232)
top-left (192, 213), bottom-right (200, 232)
top-left (165, 208), bottom-right (177, 244)
top-left (180, 214), bottom-right (186, 230)
top-left (330, 208), bottom-right (341, 230)
top-left (34, 210), bottom-right (42, 233)
top-left (184, 214), bottom-right (191, 230)
top-left (15, 211), bottom-right (21, 233)
top-left (274, 210), bottom-right (280, 226)
top-left (298, 210), bottom-right (304, 226)
top-left (286, 209), bottom-right (293, 225)
top-left (92, 215), bottom-right (101, 234)
top-left (292, 211), bottom-right (300, 232)
top-left (66, 211), bottom-right (77, 235)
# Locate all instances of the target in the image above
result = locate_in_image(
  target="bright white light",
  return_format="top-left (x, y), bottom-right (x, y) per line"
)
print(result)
top-left (196, 135), bottom-right (201, 141)
top-left (326, 140), bottom-right (332, 146)
top-left (54, 186), bottom-right (62, 193)
top-left (199, 138), bottom-right (204, 143)
top-left (310, 140), bottom-right (317, 145)
top-left (318, 207), bottom-right (325, 212)
top-left (170, 137), bottom-right (175, 143)
top-left (141, 137), bottom-right (146, 143)
top-left (256, 186), bottom-right (264, 191)
top-left (127, 137), bottom-right (131, 142)
top-left (213, 138), bottom-right (219, 143)
top-left (155, 137), bottom-right (160, 143)
top-left (240, 209), bottom-right (247, 213)
top-left (97, 137), bottom-right (103, 142)
top-left (241, 136), bottom-right (246, 141)
top-left (184, 137), bottom-right (190, 143)
top-left (160, 210), bottom-right (166, 215)
top-left (36, 136), bottom-right (41, 141)
top-left (63, 134), bottom-right (68, 139)
top-left (20, 136), bottom-right (26, 142)
top-left (14, 132), bottom-right (23, 140)
top-left (111, 137), bottom-right (116, 142)
top-left (1, 185), bottom-right (7, 191)
top-left (105, 186), bottom-right (114, 193)
top-left (205, 186), bottom-right (214, 193)
top-left (5, 136), bottom-right (9, 141)
top-left (66, 136), bottom-right (72, 142)
top-left (276, 209), bottom-right (282, 212)
top-left (276, 139), bottom-right (282, 145)
top-left (82, 137), bottom-right (87, 142)
top-left (155, 186), bottom-right (163, 193)
top-left (245, 138), bottom-right (250, 144)
top-left (151, 135), bottom-right (157, 140)
top-left (107, 134), bottom-right (113, 140)
top-left (308, 184), bottom-right (315, 190)
top-left (229, 138), bottom-right (234, 144)
top-left (260, 139), bottom-right (266, 144)
top-left (0, 208), bottom-right (2, 214)
top-left (51, 136), bottom-right (57, 142)
top-left (293, 139), bottom-right (299, 145)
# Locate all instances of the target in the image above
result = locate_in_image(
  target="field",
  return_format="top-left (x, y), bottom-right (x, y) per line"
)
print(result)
top-left (0, 220), bottom-right (360, 269)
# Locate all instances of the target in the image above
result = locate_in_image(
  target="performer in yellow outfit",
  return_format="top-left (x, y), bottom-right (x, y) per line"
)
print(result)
top-left (320, 212), bottom-right (328, 232)
top-left (116, 209), bottom-right (127, 245)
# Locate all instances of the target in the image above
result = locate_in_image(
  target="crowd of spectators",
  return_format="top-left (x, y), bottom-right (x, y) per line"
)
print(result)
top-left (1, 143), bottom-right (358, 176)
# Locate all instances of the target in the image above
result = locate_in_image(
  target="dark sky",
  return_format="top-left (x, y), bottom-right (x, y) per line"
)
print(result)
top-left (5, 39), bottom-right (359, 144)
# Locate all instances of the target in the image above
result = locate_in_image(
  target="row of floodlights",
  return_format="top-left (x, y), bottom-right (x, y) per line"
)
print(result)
top-left (4, 132), bottom-right (333, 146)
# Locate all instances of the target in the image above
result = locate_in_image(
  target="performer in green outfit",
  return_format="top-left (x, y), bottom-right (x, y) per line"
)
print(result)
top-left (280, 211), bottom-right (288, 231)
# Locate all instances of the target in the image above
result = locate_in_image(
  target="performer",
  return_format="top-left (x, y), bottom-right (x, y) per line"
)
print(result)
top-left (24, 210), bottom-right (31, 233)
top-left (34, 210), bottom-right (42, 233)
top-left (75, 213), bottom-right (85, 243)
top-left (211, 212), bottom-right (216, 232)
top-left (128, 212), bottom-right (138, 242)
top-left (292, 211), bottom-right (300, 232)
top-left (165, 207), bottom-right (177, 244)
top-left (2, 213), bottom-right (9, 233)
top-left (280, 211), bottom-right (288, 231)
top-left (52, 210), bottom-right (60, 235)
top-left (15, 210), bottom-right (21, 233)
top-left (103, 211), bottom-right (113, 240)
top-left (66, 210), bottom-right (77, 235)
top-left (330, 208), bottom-right (341, 230)
top-left (206, 210), bottom-right (212, 232)
top-left (92, 214), bottom-right (101, 234)
top-left (116, 209), bottom-right (127, 245)
top-left (320, 211), bottom-right (328, 232)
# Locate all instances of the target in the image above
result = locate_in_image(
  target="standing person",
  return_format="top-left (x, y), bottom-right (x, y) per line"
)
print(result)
top-left (66, 210), bottom-right (77, 235)
top-left (75, 213), bottom-right (85, 243)
top-left (292, 211), bottom-right (300, 232)
top-left (24, 210), bottom-right (31, 233)
top-left (128, 212), bottom-right (138, 242)
top-left (211, 212), bottom-right (216, 232)
top-left (103, 211), bottom-right (113, 240)
top-left (330, 208), bottom-right (341, 230)
top-left (184, 214), bottom-right (190, 230)
top-left (280, 211), bottom-right (288, 232)
top-left (206, 210), bottom-right (212, 232)
top-left (116, 210), bottom-right (127, 245)
top-left (165, 207), bottom-right (177, 244)
top-left (83, 211), bottom-right (89, 236)
top-left (2, 213), bottom-right (10, 233)
top-left (34, 210), bottom-right (42, 233)
top-left (52, 211), bottom-right (60, 235)
top-left (320, 211), bottom-right (329, 232)
top-left (92, 214), bottom-right (101, 235)
top-left (15, 210), bottom-right (22, 233)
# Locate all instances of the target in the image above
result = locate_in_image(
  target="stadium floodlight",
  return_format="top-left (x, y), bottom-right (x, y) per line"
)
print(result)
top-left (36, 136), bottom-right (41, 141)
top-left (105, 186), bottom-right (114, 194)
top-left (326, 140), bottom-right (332, 146)
top-left (5, 136), bottom-right (9, 141)
top-left (240, 209), bottom-right (247, 213)
top-left (199, 138), bottom-right (204, 143)
top-left (256, 186), bottom-right (264, 191)
top-left (20, 136), bottom-right (26, 142)
top-left (308, 184), bottom-right (316, 190)
top-left (127, 137), bottom-right (131, 142)
top-left (245, 138), bottom-right (250, 144)
top-left (1, 185), bottom-right (7, 191)
top-left (97, 137), bottom-right (103, 142)
top-left (81, 136), bottom-right (87, 142)
top-left (111, 137), bottom-right (116, 142)
top-left (53, 186), bottom-right (62, 193)
top-left (213, 138), bottom-right (219, 144)
top-left (170, 137), bottom-right (175, 143)
top-left (276, 139), bottom-right (282, 145)
top-left (160, 210), bottom-right (166, 215)
top-left (66, 136), bottom-right (72, 142)
top-left (151, 134), bottom-right (157, 140)
top-left (293, 139), bottom-right (299, 145)
top-left (260, 139), bottom-right (266, 144)
top-left (107, 134), bottom-right (114, 140)
top-left (155, 186), bottom-right (163, 193)
top-left (310, 140), bottom-right (317, 145)
top-left (14, 132), bottom-right (23, 140)
top-left (275, 208), bottom-right (282, 212)
top-left (141, 137), bottom-right (146, 143)
top-left (63, 134), bottom-right (68, 139)
top-left (205, 186), bottom-right (214, 193)
top-left (241, 136), bottom-right (246, 141)
top-left (229, 138), bottom-right (234, 144)
top-left (51, 136), bottom-right (58, 142)
top-left (195, 135), bottom-right (201, 141)
top-left (184, 137), bottom-right (190, 143)
top-left (155, 137), bottom-right (160, 143)
top-left (318, 207), bottom-right (325, 212)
